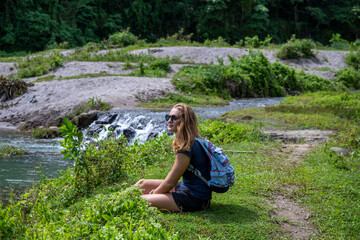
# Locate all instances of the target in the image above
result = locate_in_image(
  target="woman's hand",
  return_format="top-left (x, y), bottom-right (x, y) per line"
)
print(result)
top-left (153, 153), bottom-right (190, 194)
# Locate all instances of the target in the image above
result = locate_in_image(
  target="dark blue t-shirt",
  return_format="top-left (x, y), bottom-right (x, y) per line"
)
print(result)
top-left (177, 140), bottom-right (212, 200)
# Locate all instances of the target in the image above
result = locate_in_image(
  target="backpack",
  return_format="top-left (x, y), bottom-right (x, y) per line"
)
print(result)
top-left (187, 137), bottom-right (235, 193)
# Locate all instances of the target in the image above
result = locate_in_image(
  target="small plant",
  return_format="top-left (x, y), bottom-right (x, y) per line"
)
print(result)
top-left (204, 37), bottom-right (229, 47)
top-left (149, 57), bottom-right (171, 72)
top-left (245, 35), bottom-right (260, 47)
top-left (335, 67), bottom-right (360, 90)
top-left (0, 145), bottom-right (28, 157)
top-left (276, 35), bottom-right (316, 59)
top-left (15, 52), bottom-right (65, 78)
top-left (329, 33), bottom-right (350, 50)
top-left (122, 61), bottom-right (134, 70)
top-left (31, 127), bottom-right (60, 139)
top-left (345, 50), bottom-right (360, 70)
top-left (35, 75), bottom-right (56, 82)
top-left (0, 75), bottom-right (33, 101)
top-left (65, 97), bottom-right (110, 124)
top-left (108, 28), bottom-right (138, 47)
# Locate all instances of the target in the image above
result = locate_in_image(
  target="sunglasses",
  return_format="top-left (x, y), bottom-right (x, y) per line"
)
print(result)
top-left (165, 114), bottom-right (178, 122)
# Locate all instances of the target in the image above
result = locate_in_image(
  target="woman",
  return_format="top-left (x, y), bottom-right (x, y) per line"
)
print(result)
top-left (135, 103), bottom-right (211, 212)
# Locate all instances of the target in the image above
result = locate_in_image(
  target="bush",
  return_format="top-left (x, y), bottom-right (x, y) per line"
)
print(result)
top-left (149, 57), bottom-right (171, 72)
top-left (199, 119), bottom-right (269, 144)
top-left (15, 52), bottom-right (64, 78)
top-left (0, 145), bottom-right (28, 157)
top-left (108, 29), bottom-right (138, 47)
top-left (0, 75), bottom-right (33, 101)
top-left (276, 35), bottom-right (316, 59)
top-left (31, 127), bottom-right (60, 139)
top-left (345, 50), bottom-right (360, 70)
top-left (173, 50), bottom-right (343, 99)
top-left (335, 67), bottom-right (360, 90)
top-left (329, 33), bottom-right (350, 50)
top-left (65, 97), bottom-right (110, 124)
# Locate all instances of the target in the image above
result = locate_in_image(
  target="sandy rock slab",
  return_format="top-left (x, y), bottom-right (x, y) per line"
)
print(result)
top-left (0, 76), bottom-right (175, 128)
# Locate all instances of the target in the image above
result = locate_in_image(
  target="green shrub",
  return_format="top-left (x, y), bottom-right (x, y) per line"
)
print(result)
top-left (31, 127), bottom-right (60, 139)
top-left (329, 33), bottom-right (350, 50)
top-left (276, 35), bottom-right (316, 59)
top-left (0, 145), bottom-right (28, 157)
top-left (108, 29), bottom-right (138, 47)
top-left (199, 119), bottom-right (269, 144)
top-left (204, 36), bottom-right (229, 47)
top-left (149, 57), bottom-right (171, 72)
top-left (65, 97), bottom-right (110, 123)
top-left (0, 75), bottom-right (33, 101)
top-left (345, 50), bottom-right (360, 70)
top-left (335, 67), bottom-right (360, 90)
top-left (15, 52), bottom-right (64, 78)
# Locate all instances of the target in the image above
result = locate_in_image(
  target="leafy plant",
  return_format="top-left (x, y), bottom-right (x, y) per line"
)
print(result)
top-left (199, 119), bottom-right (269, 144)
top-left (31, 127), bottom-right (60, 139)
top-left (276, 35), bottom-right (316, 59)
top-left (0, 145), bottom-right (28, 157)
top-left (65, 97), bottom-right (110, 124)
top-left (15, 52), bottom-right (65, 78)
top-left (329, 33), bottom-right (350, 50)
top-left (335, 67), bottom-right (360, 90)
top-left (108, 28), bottom-right (138, 47)
top-left (0, 75), bottom-right (33, 101)
top-left (59, 118), bottom-right (84, 166)
top-left (345, 50), bottom-right (360, 70)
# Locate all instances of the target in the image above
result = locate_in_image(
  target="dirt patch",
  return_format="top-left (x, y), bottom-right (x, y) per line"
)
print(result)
top-left (269, 195), bottom-right (316, 240)
top-left (265, 129), bottom-right (333, 239)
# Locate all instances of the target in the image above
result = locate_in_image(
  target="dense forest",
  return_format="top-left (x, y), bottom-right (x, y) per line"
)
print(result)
top-left (0, 0), bottom-right (359, 52)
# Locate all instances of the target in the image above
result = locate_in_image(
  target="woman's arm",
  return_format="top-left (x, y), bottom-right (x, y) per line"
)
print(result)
top-left (152, 153), bottom-right (190, 194)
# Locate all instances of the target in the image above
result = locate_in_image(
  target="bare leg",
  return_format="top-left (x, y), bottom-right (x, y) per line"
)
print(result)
top-left (141, 193), bottom-right (180, 212)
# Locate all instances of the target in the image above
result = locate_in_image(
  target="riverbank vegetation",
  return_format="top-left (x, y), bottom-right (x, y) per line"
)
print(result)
top-left (1, 91), bottom-right (359, 238)
top-left (0, 145), bottom-right (28, 157)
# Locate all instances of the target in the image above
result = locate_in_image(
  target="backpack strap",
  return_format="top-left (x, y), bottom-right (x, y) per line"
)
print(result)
top-left (187, 163), bottom-right (209, 186)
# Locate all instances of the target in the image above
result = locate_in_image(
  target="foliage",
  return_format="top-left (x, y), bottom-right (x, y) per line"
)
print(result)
top-left (0, 145), bottom-right (28, 157)
top-left (15, 52), bottom-right (64, 78)
top-left (0, 75), bottom-right (33, 101)
top-left (345, 50), bottom-right (360, 70)
top-left (59, 118), bottom-right (84, 167)
top-left (204, 37), bottom-right (229, 47)
top-left (31, 127), bottom-right (60, 139)
top-left (276, 35), bottom-right (316, 59)
top-left (329, 33), bottom-right (351, 50)
top-left (334, 67), bottom-right (360, 90)
top-left (108, 28), bottom-right (138, 47)
top-left (199, 119), bottom-right (269, 145)
top-left (244, 34), bottom-right (272, 47)
top-left (173, 50), bottom-right (342, 100)
top-left (149, 56), bottom-right (171, 72)
top-left (1, 0), bottom-right (359, 52)
top-left (65, 97), bottom-right (110, 124)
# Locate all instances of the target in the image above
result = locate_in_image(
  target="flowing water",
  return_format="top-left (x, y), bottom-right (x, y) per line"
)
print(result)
top-left (1, 97), bottom-right (283, 202)
top-left (0, 130), bottom-right (72, 202)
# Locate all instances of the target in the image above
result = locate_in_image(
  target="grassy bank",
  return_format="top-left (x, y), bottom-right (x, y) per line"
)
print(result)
top-left (1, 91), bottom-right (359, 239)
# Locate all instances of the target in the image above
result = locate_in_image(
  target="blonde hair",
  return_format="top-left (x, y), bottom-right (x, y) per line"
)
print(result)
top-left (172, 103), bottom-right (200, 152)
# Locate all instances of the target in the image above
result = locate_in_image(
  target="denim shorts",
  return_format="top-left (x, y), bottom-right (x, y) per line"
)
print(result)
top-left (172, 183), bottom-right (211, 212)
